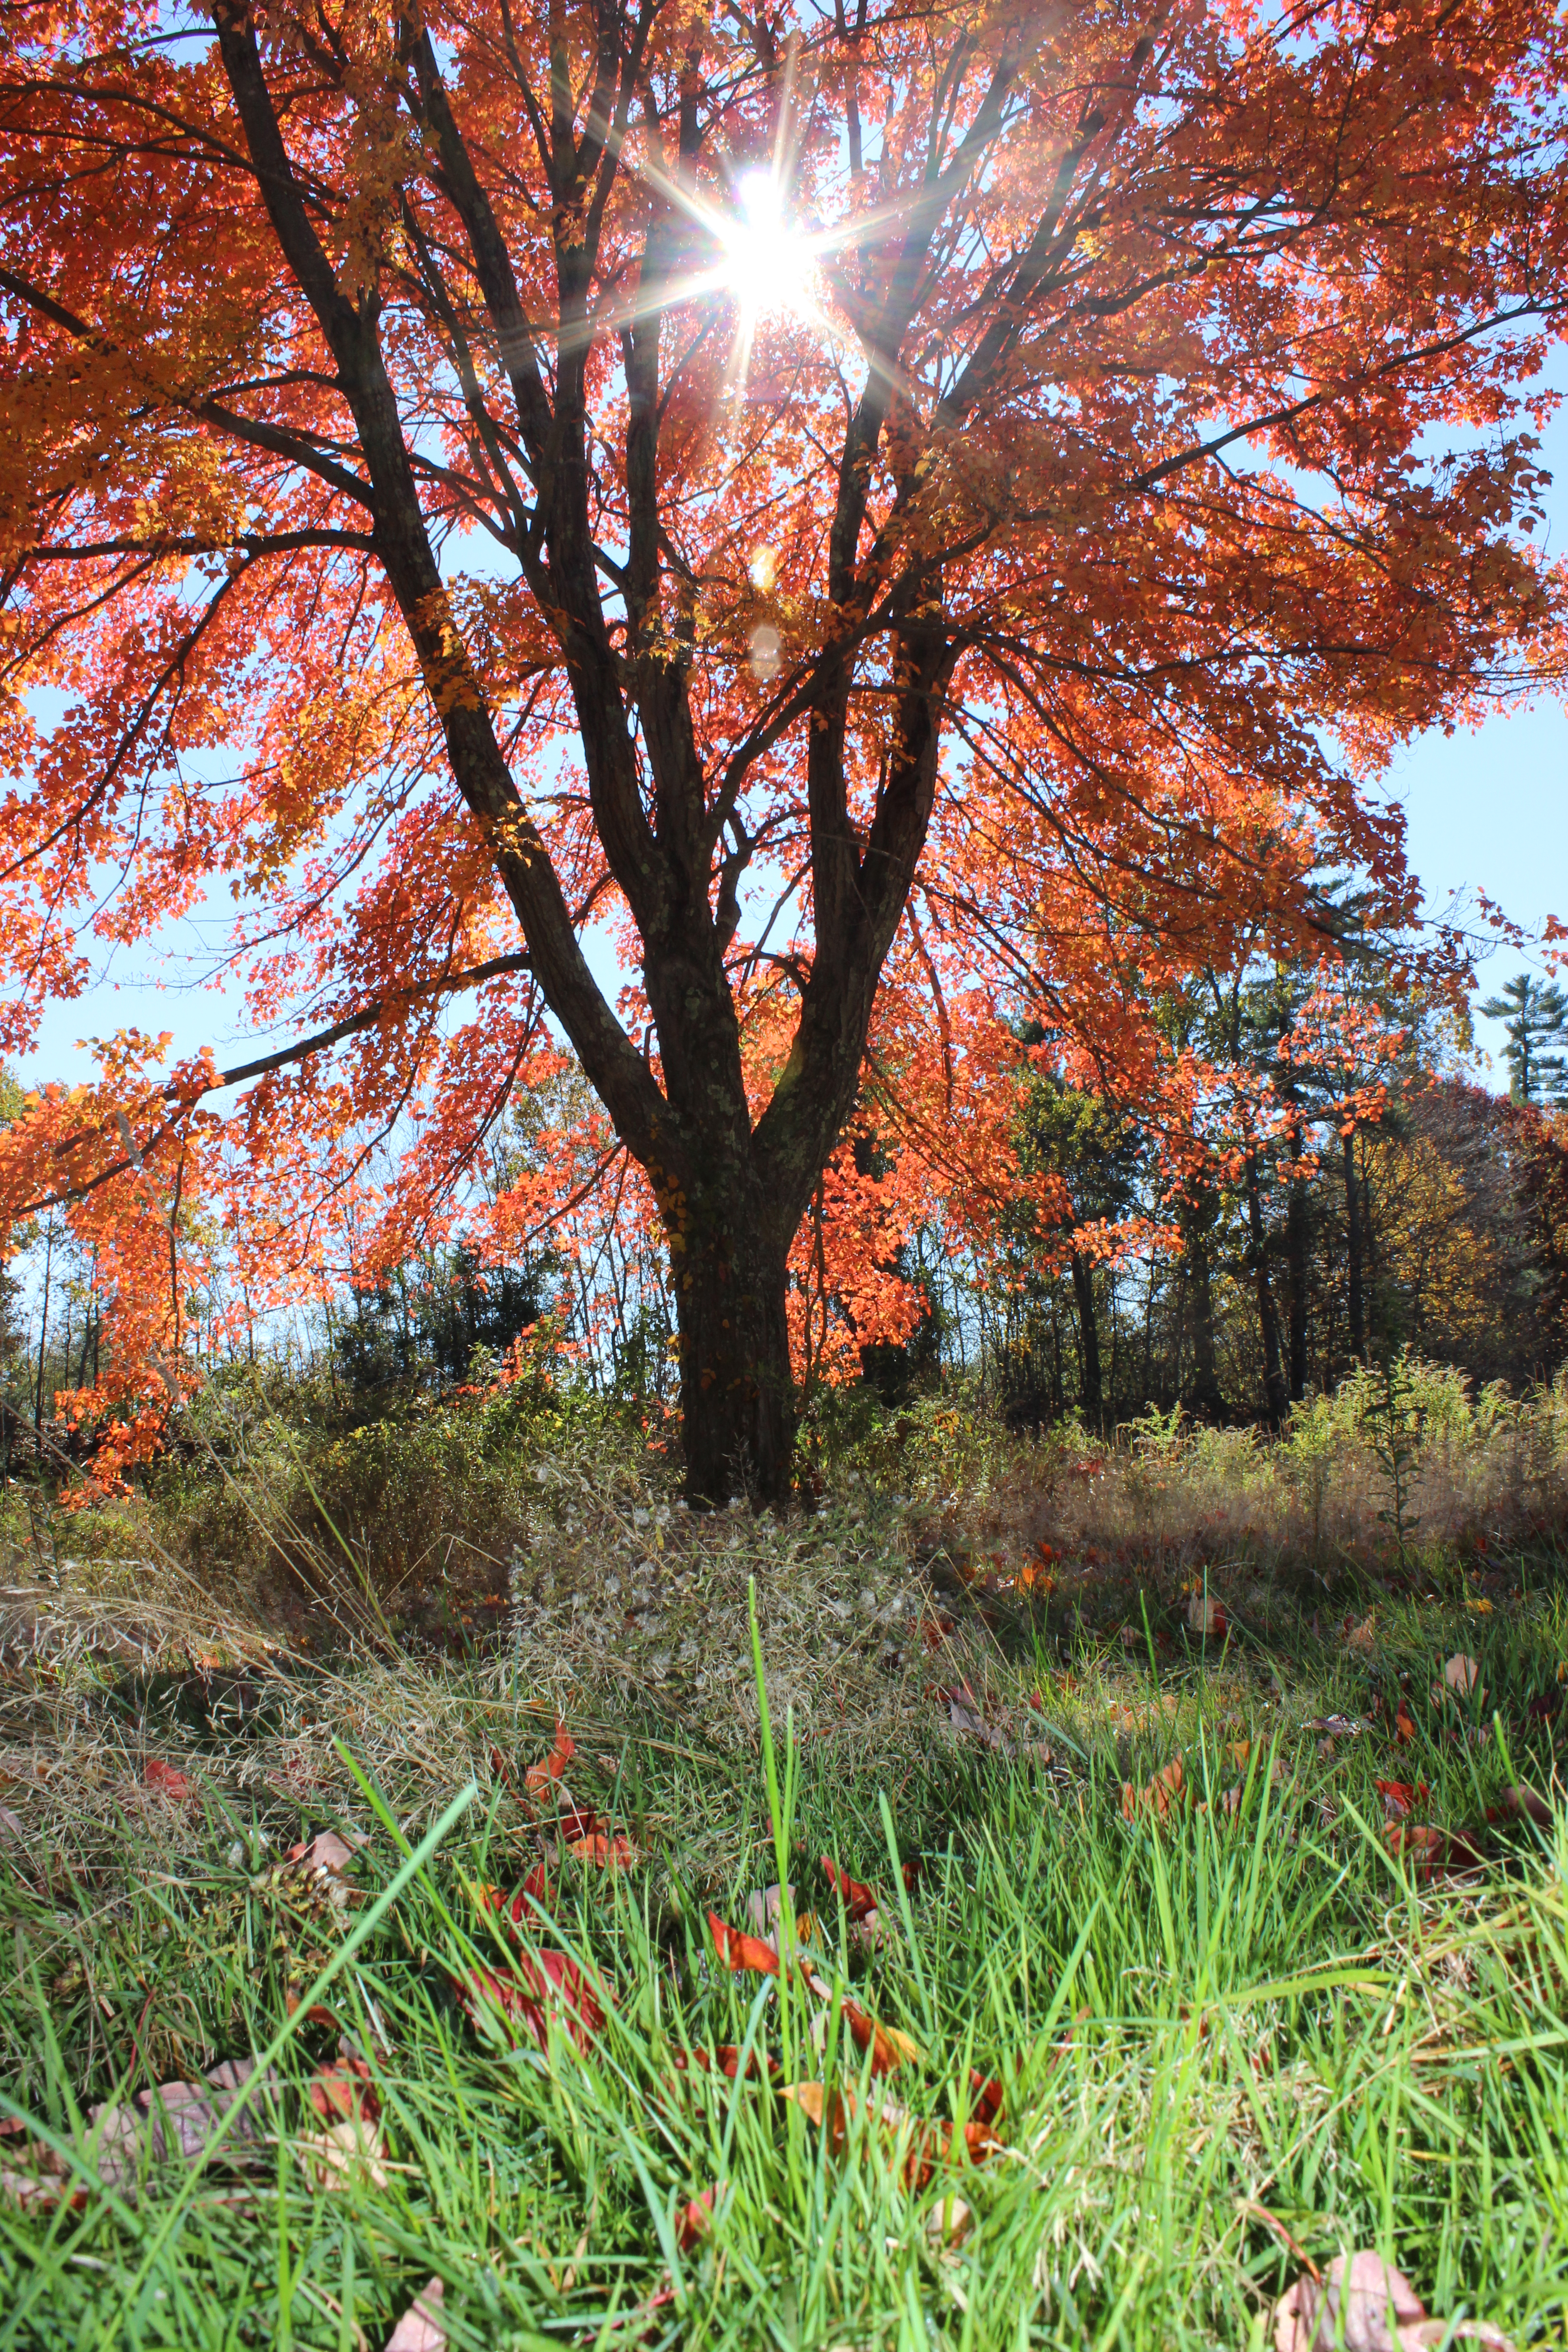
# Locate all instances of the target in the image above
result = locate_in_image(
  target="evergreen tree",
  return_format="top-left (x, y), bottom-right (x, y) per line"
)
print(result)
top-left (1478, 975), bottom-right (1568, 1107)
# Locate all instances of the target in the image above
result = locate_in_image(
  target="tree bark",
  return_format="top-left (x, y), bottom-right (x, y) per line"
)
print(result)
top-left (1343, 1128), bottom-right (1367, 1362)
top-left (1070, 1249), bottom-right (1103, 1431)
top-left (1285, 1143), bottom-right (1310, 1401)
top-left (673, 1215), bottom-right (794, 1506)
top-left (1180, 1194), bottom-right (1226, 1419)
top-left (1243, 1149), bottom-right (1289, 1427)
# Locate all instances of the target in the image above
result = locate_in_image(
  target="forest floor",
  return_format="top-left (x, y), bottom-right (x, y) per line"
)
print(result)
top-left (0, 1383), bottom-right (1565, 2350)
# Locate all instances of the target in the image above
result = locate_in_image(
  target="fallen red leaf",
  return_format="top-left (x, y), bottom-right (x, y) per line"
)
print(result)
top-left (524, 1721), bottom-right (574, 1794)
top-left (676, 2183), bottom-right (717, 2251)
top-left (567, 1829), bottom-right (639, 1868)
top-left (1394, 1704), bottom-right (1417, 1745)
top-left (1388, 1823), bottom-right (1487, 1882)
top-left (783, 2083), bottom-right (1003, 2190)
top-left (477, 1860), bottom-right (554, 1929)
top-left (308, 2055), bottom-right (379, 2127)
top-left (1375, 1778), bottom-right (1430, 1819)
top-left (1122, 1758), bottom-right (1185, 1821)
top-left (708, 1910), bottom-right (781, 1978)
top-left (821, 1856), bottom-right (878, 1921)
top-left (674, 2044), bottom-right (779, 2082)
top-left (966, 2070), bottom-right (1005, 2128)
top-left (452, 1951), bottom-right (606, 2051)
top-left (839, 1998), bottom-right (921, 2076)
top-left (144, 1759), bottom-right (192, 1800)
top-left (901, 1856), bottom-right (922, 1894)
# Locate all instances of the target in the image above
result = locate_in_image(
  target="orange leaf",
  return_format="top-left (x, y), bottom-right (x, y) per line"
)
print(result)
top-left (308, 2055), bottom-right (379, 2126)
top-left (821, 1856), bottom-right (878, 1921)
top-left (567, 1829), bottom-right (638, 1868)
top-left (524, 1721), bottom-right (574, 1793)
top-left (675, 2183), bottom-right (718, 2251)
top-left (144, 1759), bottom-right (192, 1800)
top-left (708, 1911), bottom-right (781, 1978)
top-left (451, 1951), bottom-right (606, 2051)
top-left (674, 2044), bottom-right (779, 2082)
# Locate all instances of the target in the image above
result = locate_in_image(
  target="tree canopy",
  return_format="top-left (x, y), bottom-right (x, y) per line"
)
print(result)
top-left (1, 0), bottom-right (1566, 1498)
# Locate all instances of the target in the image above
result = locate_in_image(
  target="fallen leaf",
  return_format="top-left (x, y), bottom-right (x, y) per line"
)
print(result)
top-left (1375, 1779), bottom-right (1429, 1821)
top-left (821, 1857), bottom-right (878, 1921)
top-left (384, 2278), bottom-right (446, 2352)
top-left (675, 2183), bottom-right (718, 2250)
top-left (839, 1998), bottom-right (922, 2076)
top-left (567, 1828), bottom-right (639, 1868)
top-left (477, 1861), bottom-right (553, 1928)
top-left (1344, 1616), bottom-right (1377, 1654)
top-left (1394, 1705), bottom-right (1417, 1745)
top-left (308, 2055), bottom-right (379, 2127)
top-left (1121, 1758), bottom-right (1186, 1821)
top-left (86, 2056), bottom-right (277, 2192)
top-left (744, 1883), bottom-right (794, 1944)
top-left (784, 2080), bottom-right (1000, 2189)
top-left (1499, 1783), bottom-right (1553, 1828)
top-left (1229, 1740), bottom-right (1254, 1772)
top-left (452, 1952), bottom-right (607, 2052)
top-left (927, 2194), bottom-right (974, 2247)
top-left (1306, 1715), bottom-right (1367, 1739)
top-left (1433, 1654), bottom-right (1485, 1709)
top-left (0, 1805), bottom-right (25, 1839)
top-left (1273, 2249), bottom-right (1514, 2351)
top-left (1187, 1593), bottom-right (1228, 1639)
top-left (673, 2044), bottom-right (779, 2083)
top-left (300, 2114), bottom-right (389, 2190)
top-left (143, 1759), bottom-right (192, 1801)
top-left (287, 1830), bottom-right (360, 1875)
top-left (1388, 1823), bottom-right (1487, 1882)
top-left (524, 1720), bottom-right (575, 1794)
top-left (709, 1910), bottom-right (782, 1978)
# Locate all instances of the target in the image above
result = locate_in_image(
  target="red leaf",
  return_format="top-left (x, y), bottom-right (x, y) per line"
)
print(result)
top-left (674, 2044), bottom-right (779, 2082)
top-left (144, 1759), bottom-right (192, 1800)
top-left (1374, 1778), bottom-right (1429, 1818)
top-left (708, 1911), bottom-right (781, 1978)
top-left (821, 1856), bottom-right (878, 1921)
top-left (1393, 1704), bottom-right (1417, 1745)
top-left (1388, 1823), bottom-right (1486, 1882)
top-left (676, 2183), bottom-right (717, 2251)
top-left (524, 1721), bottom-right (574, 1794)
top-left (308, 2055), bottom-right (379, 2126)
top-left (966, 2070), bottom-right (1005, 2128)
top-left (452, 1951), bottom-right (606, 2051)
top-left (567, 1829), bottom-right (638, 1868)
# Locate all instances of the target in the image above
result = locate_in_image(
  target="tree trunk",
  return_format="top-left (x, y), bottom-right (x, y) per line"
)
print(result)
top-left (1285, 1149), bottom-right (1310, 1401)
top-left (1343, 1128), bottom-right (1367, 1362)
top-left (672, 1217), bottom-right (794, 1506)
top-left (1181, 1195), bottom-right (1226, 1419)
top-left (1244, 1150), bottom-right (1289, 1427)
top-left (1070, 1250), bottom-right (1103, 1431)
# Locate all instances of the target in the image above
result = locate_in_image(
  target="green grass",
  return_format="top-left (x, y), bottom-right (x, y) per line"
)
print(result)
top-left (1, 1587), bottom-right (1566, 2351)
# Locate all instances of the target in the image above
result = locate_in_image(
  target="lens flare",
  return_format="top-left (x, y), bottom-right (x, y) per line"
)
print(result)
top-left (720, 173), bottom-right (818, 322)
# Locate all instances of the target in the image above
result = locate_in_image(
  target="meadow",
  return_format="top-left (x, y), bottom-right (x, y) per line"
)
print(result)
top-left (0, 1359), bottom-right (1565, 2351)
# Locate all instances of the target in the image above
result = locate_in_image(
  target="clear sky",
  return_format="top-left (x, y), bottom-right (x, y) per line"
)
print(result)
top-left (15, 410), bottom-right (1567, 1101)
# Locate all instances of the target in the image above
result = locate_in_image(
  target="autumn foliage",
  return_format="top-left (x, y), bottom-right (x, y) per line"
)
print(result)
top-left (1, 0), bottom-right (1567, 1496)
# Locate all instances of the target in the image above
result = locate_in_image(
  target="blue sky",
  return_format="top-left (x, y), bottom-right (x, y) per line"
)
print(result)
top-left (15, 413), bottom-right (1567, 1102)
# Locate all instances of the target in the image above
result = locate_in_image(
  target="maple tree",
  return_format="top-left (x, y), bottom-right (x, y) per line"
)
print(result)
top-left (1, 0), bottom-right (1566, 1502)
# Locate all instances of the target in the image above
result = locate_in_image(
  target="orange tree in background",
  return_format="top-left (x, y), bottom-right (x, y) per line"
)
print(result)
top-left (1, 0), bottom-right (1566, 1502)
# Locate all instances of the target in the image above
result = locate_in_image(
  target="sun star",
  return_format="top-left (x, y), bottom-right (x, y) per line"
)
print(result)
top-left (718, 172), bottom-right (818, 324)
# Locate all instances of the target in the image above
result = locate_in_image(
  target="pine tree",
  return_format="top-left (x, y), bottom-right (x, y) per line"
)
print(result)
top-left (1478, 975), bottom-right (1568, 1108)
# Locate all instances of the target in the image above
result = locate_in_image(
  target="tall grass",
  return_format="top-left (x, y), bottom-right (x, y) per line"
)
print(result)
top-left (1, 1597), bottom-right (1565, 2349)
